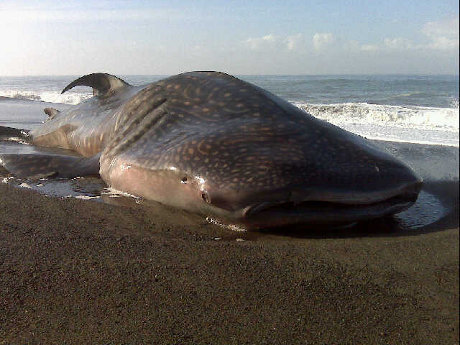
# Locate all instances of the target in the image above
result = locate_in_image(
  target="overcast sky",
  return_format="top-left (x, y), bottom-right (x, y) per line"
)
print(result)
top-left (0, 0), bottom-right (458, 76)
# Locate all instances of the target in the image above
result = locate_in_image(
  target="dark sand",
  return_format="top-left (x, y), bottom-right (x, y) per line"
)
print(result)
top-left (0, 179), bottom-right (458, 344)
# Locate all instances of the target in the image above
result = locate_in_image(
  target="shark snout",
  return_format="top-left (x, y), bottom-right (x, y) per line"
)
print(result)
top-left (201, 156), bottom-right (423, 229)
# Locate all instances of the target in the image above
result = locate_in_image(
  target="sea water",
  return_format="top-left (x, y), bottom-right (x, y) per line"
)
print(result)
top-left (0, 74), bottom-right (458, 147)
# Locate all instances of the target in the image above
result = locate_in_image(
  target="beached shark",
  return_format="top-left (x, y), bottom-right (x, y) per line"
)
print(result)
top-left (0, 72), bottom-right (422, 229)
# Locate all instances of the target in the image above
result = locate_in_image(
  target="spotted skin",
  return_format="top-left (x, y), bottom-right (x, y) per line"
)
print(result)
top-left (4, 71), bottom-right (422, 229)
top-left (101, 73), bottom-right (420, 209)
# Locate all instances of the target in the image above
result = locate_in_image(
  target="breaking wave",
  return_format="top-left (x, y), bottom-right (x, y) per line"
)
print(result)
top-left (0, 90), bottom-right (91, 105)
top-left (292, 102), bottom-right (459, 147)
top-left (294, 102), bottom-right (459, 132)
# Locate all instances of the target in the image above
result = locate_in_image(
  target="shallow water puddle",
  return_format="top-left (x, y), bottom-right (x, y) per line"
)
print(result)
top-left (394, 190), bottom-right (447, 229)
top-left (2, 175), bottom-right (105, 199)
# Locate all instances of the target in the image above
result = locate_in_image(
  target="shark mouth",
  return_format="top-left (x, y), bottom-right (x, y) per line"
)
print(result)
top-left (240, 184), bottom-right (422, 229)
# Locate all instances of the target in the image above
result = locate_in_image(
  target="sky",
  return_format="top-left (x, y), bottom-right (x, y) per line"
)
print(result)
top-left (0, 0), bottom-right (458, 76)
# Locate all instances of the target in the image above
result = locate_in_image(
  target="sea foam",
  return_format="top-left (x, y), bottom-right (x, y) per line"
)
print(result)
top-left (294, 102), bottom-right (459, 147)
top-left (295, 102), bottom-right (459, 131)
top-left (0, 90), bottom-right (91, 105)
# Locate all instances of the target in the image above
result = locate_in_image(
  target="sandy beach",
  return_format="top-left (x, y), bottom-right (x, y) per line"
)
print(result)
top-left (0, 177), bottom-right (458, 344)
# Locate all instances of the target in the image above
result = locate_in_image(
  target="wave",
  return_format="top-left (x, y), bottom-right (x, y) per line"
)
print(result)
top-left (0, 90), bottom-right (91, 105)
top-left (294, 102), bottom-right (459, 132)
top-left (1, 88), bottom-right (458, 145)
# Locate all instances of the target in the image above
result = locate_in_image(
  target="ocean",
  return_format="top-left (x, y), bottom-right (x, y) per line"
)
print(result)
top-left (0, 74), bottom-right (458, 146)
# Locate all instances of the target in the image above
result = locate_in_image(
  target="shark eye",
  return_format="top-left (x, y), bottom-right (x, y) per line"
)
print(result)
top-left (181, 177), bottom-right (188, 184)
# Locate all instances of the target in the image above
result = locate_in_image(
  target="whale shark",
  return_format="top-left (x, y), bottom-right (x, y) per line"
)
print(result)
top-left (0, 72), bottom-right (422, 229)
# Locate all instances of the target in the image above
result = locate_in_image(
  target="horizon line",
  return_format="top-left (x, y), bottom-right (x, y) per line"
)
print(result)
top-left (1, 73), bottom-right (459, 78)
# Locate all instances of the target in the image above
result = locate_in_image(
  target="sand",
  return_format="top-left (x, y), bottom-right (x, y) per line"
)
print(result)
top-left (0, 179), bottom-right (458, 344)
top-left (0, 98), bottom-right (458, 343)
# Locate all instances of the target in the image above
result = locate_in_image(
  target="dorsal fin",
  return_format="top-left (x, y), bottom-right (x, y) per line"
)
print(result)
top-left (61, 73), bottom-right (130, 97)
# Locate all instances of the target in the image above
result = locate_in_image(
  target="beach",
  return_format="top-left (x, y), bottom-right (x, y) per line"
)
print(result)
top-left (0, 178), bottom-right (458, 344)
top-left (0, 76), bottom-right (459, 343)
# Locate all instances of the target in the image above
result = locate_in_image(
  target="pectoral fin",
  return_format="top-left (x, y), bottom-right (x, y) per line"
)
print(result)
top-left (0, 152), bottom-right (100, 179)
top-left (0, 126), bottom-right (30, 141)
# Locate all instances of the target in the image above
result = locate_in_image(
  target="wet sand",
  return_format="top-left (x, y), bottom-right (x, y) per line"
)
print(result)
top-left (0, 180), bottom-right (458, 344)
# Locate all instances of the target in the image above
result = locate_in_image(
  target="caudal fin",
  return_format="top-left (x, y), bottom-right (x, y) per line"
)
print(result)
top-left (61, 73), bottom-right (131, 97)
